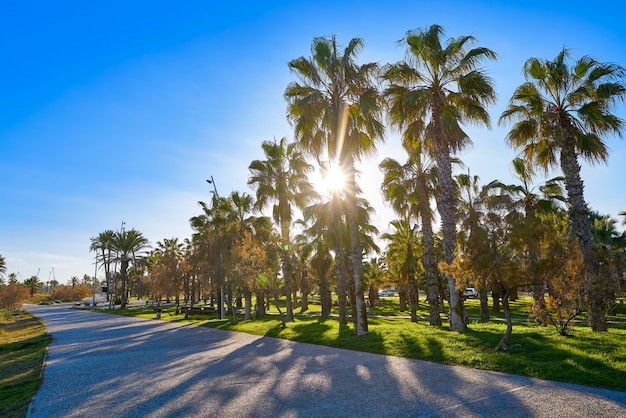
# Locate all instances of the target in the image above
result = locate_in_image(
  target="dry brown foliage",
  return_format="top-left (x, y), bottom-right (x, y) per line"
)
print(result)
top-left (0, 284), bottom-right (30, 311)
top-left (48, 284), bottom-right (92, 302)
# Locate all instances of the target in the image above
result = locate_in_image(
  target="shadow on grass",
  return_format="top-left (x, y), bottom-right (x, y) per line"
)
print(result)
top-left (110, 304), bottom-right (626, 391)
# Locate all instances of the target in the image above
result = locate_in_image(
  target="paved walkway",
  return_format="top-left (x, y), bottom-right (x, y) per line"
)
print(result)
top-left (24, 303), bottom-right (626, 417)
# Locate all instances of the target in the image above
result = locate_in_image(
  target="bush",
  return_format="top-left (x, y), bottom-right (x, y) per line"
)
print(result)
top-left (0, 284), bottom-right (30, 311)
top-left (48, 284), bottom-right (92, 302)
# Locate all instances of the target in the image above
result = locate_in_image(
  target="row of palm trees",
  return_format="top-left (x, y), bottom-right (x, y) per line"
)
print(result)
top-left (89, 228), bottom-right (149, 308)
top-left (85, 24), bottom-right (625, 336)
top-left (278, 24), bottom-right (625, 334)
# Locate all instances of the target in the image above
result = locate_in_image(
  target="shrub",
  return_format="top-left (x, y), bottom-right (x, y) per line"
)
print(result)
top-left (0, 284), bottom-right (30, 311)
top-left (48, 284), bottom-right (92, 302)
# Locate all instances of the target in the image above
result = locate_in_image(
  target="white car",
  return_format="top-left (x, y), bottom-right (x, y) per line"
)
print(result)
top-left (378, 290), bottom-right (395, 297)
top-left (463, 288), bottom-right (478, 298)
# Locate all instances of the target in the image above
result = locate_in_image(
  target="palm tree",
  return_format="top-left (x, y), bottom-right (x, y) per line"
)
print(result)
top-left (90, 230), bottom-right (115, 300)
top-left (499, 49), bottom-right (626, 332)
top-left (590, 211), bottom-right (626, 308)
top-left (191, 191), bottom-right (256, 320)
top-left (285, 35), bottom-right (385, 335)
top-left (111, 228), bottom-right (149, 308)
top-left (298, 214), bottom-right (334, 319)
top-left (69, 276), bottom-right (79, 288)
top-left (0, 254), bottom-right (6, 278)
top-left (380, 142), bottom-right (442, 325)
top-left (363, 257), bottom-right (386, 315)
top-left (248, 137), bottom-right (315, 322)
top-left (292, 236), bottom-right (314, 313)
top-left (384, 25), bottom-right (497, 331)
top-left (7, 272), bottom-right (19, 285)
top-left (23, 275), bottom-right (42, 297)
top-left (303, 192), bottom-right (351, 324)
top-left (455, 170), bottom-right (491, 321)
top-left (382, 220), bottom-right (421, 322)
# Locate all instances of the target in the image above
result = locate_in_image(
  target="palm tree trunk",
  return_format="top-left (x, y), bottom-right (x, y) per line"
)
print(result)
top-left (420, 204), bottom-right (442, 326)
top-left (120, 259), bottom-right (129, 309)
top-left (243, 286), bottom-right (252, 320)
top-left (368, 284), bottom-right (377, 316)
top-left (479, 286), bottom-right (490, 322)
top-left (435, 140), bottom-right (466, 332)
top-left (559, 138), bottom-right (605, 331)
top-left (408, 274), bottom-right (418, 323)
top-left (281, 224), bottom-right (294, 323)
top-left (346, 162), bottom-right (368, 336)
top-left (282, 255), bottom-right (293, 322)
top-left (300, 269), bottom-right (309, 313)
top-left (491, 283), bottom-right (501, 313)
top-left (255, 289), bottom-right (265, 319)
top-left (319, 270), bottom-right (332, 319)
top-left (335, 247), bottom-right (348, 326)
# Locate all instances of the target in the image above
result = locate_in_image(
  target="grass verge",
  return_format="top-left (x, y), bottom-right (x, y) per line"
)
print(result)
top-left (0, 309), bottom-right (50, 418)
top-left (111, 304), bottom-right (626, 392)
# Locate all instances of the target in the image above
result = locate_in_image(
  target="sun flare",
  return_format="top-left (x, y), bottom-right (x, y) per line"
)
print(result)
top-left (317, 163), bottom-right (347, 195)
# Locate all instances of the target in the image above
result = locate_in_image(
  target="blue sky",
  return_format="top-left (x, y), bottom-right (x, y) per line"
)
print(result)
top-left (1, 1), bottom-right (625, 283)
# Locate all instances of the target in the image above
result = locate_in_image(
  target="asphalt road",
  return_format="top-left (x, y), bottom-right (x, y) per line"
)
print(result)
top-left (24, 303), bottom-right (626, 417)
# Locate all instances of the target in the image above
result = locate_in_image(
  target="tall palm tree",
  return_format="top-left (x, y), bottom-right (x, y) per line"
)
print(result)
top-left (298, 214), bottom-right (335, 319)
top-left (499, 49), bottom-right (626, 332)
top-left (191, 191), bottom-right (258, 319)
top-left (382, 220), bottom-right (421, 322)
top-left (303, 192), bottom-right (351, 324)
top-left (285, 35), bottom-right (385, 335)
top-left (248, 137), bottom-right (315, 322)
top-left (292, 236), bottom-right (314, 312)
top-left (0, 253), bottom-right (6, 278)
top-left (384, 25), bottom-right (497, 331)
top-left (90, 230), bottom-right (115, 301)
top-left (363, 257), bottom-right (386, 315)
top-left (455, 170), bottom-right (492, 321)
top-left (111, 228), bottom-right (149, 308)
top-left (380, 143), bottom-right (442, 325)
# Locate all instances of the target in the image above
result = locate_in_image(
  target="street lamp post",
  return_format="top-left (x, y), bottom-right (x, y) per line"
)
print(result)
top-left (206, 176), bottom-right (225, 320)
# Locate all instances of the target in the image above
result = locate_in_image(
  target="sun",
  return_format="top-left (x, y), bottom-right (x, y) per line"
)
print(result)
top-left (317, 163), bottom-right (347, 195)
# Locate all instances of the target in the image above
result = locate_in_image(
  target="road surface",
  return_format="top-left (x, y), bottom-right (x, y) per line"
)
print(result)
top-left (24, 303), bottom-right (626, 417)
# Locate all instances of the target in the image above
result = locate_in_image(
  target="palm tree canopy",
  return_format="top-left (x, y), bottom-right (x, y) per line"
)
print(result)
top-left (382, 219), bottom-right (421, 282)
top-left (248, 137), bottom-right (316, 229)
top-left (384, 24), bottom-right (497, 155)
top-left (499, 48), bottom-right (626, 170)
top-left (0, 253), bottom-right (6, 276)
top-left (285, 35), bottom-right (385, 162)
top-left (111, 228), bottom-right (150, 264)
top-left (380, 143), bottom-right (438, 226)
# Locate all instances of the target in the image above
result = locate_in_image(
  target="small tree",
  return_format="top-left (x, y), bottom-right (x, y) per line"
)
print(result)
top-left (544, 242), bottom-right (586, 336)
top-left (0, 283), bottom-right (29, 311)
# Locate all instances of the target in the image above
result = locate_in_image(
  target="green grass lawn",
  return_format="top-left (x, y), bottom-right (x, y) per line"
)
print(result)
top-left (112, 297), bottom-right (626, 392)
top-left (0, 309), bottom-right (50, 418)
